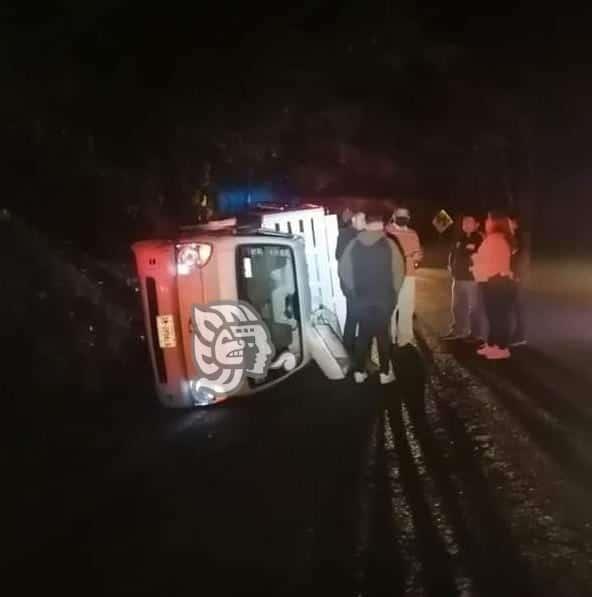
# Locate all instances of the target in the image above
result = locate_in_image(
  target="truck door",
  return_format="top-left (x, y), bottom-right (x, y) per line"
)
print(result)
top-left (236, 244), bottom-right (304, 385)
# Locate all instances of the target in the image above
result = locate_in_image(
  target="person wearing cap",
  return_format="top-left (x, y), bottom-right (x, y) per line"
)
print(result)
top-left (443, 214), bottom-right (484, 340)
top-left (339, 210), bottom-right (404, 384)
top-left (386, 206), bottom-right (423, 346)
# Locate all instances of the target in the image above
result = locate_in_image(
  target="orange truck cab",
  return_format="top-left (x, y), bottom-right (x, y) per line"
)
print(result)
top-left (132, 205), bottom-right (350, 407)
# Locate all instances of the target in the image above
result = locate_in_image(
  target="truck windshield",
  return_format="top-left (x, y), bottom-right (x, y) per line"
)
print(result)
top-left (236, 245), bottom-right (302, 380)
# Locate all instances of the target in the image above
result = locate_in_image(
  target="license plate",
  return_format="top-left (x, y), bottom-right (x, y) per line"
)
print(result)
top-left (156, 315), bottom-right (177, 348)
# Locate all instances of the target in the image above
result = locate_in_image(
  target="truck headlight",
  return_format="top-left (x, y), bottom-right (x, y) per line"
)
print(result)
top-left (189, 380), bottom-right (218, 406)
top-left (176, 243), bottom-right (212, 275)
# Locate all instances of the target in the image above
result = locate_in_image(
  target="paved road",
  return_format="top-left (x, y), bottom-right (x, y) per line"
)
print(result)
top-left (5, 222), bottom-right (592, 596)
top-left (8, 350), bottom-right (544, 597)
top-left (416, 268), bottom-right (592, 595)
top-left (524, 261), bottom-right (592, 384)
top-left (419, 262), bottom-right (592, 383)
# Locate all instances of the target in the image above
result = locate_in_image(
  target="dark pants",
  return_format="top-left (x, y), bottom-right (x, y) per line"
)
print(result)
top-left (343, 296), bottom-right (359, 355)
top-left (511, 282), bottom-right (526, 342)
top-left (482, 276), bottom-right (516, 349)
top-left (475, 282), bottom-right (489, 341)
top-left (355, 305), bottom-right (392, 374)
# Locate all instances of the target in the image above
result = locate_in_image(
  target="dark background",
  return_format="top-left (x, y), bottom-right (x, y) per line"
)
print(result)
top-left (3, 2), bottom-right (592, 257)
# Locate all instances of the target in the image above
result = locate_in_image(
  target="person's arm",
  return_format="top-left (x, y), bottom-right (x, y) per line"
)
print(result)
top-left (405, 230), bottom-right (423, 265)
top-left (413, 231), bottom-right (424, 263)
top-left (511, 234), bottom-right (520, 256)
top-left (471, 236), bottom-right (492, 282)
top-left (335, 230), bottom-right (347, 261)
top-left (388, 239), bottom-right (405, 295)
top-left (474, 233), bottom-right (484, 251)
top-left (338, 238), bottom-right (356, 295)
top-left (463, 235), bottom-right (481, 262)
top-left (463, 237), bottom-right (474, 254)
top-left (448, 242), bottom-right (456, 273)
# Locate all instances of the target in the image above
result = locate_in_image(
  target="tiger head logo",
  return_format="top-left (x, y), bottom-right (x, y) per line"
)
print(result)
top-left (191, 301), bottom-right (275, 397)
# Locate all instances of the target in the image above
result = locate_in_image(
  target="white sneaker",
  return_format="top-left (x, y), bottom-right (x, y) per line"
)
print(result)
top-left (380, 365), bottom-right (396, 385)
top-left (485, 346), bottom-right (511, 360)
top-left (354, 371), bottom-right (369, 384)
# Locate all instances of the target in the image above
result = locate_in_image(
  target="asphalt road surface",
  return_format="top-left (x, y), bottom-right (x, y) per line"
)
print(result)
top-left (4, 222), bottom-right (592, 596)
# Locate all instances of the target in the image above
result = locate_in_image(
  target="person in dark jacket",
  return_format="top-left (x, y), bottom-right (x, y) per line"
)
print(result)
top-left (336, 212), bottom-right (366, 354)
top-left (509, 215), bottom-right (529, 346)
top-left (339, 210), bottom-right (405, 384)
top-left (443, 214), bottom-right (484, 340)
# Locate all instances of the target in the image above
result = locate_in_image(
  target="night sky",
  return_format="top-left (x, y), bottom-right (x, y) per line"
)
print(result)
top-left (3, 3), bottom-right (592, 252)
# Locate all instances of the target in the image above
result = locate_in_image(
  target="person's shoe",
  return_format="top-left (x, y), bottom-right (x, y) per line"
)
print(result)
top-left (510, 339), bottom-right (528, 347)
top-left (379, 364), bottom-right (396, 385)
top-left (485, 346), bottom-right (511, 360)
top-left (477, 344), bottom-right (493, 356)
top-left (354, 371), bottom-right (369, 384)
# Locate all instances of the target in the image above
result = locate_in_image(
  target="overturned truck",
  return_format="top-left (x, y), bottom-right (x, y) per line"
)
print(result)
top-left (132, 204), bottom-right (350, 407)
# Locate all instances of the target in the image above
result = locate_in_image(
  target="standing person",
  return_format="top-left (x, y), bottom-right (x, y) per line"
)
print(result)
top-left (509, 214), bottom-right (529, 346)
top-left (339, 210), bottom-right (405, 384)
top-left (471, 211), bottom-right (515, 360)
top-left (335, 207), bottom-right (356, 261)
top-left (386, 206), bottom-right (423, 346)
top-left (336, 212), bottom-right (366, 355)
top-left (443, 214), bottom-right (483, 340)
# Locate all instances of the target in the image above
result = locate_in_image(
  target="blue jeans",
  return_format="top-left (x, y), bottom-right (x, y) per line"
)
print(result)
top-left (450, 279), bottom-right (483, 337)
top-left (511, 283), bottom-right (526, 342)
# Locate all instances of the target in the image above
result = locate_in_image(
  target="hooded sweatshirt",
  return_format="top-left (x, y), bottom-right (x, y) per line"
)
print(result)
top-left (339, 227), bottom-right (405, 310)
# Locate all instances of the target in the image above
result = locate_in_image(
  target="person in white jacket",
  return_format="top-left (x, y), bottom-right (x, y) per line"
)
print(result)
top-left (386, 206), bottom-right (423, 346)
top-left (471, 212), bottom-right (515, 360)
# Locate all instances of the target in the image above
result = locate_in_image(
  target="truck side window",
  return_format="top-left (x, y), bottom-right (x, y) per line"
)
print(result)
top-left (236, 245), bottom-right (303, 382)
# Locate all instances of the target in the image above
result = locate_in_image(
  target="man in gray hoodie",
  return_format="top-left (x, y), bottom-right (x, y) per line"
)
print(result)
top-left (338, 210), bottom-right (405, 384)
